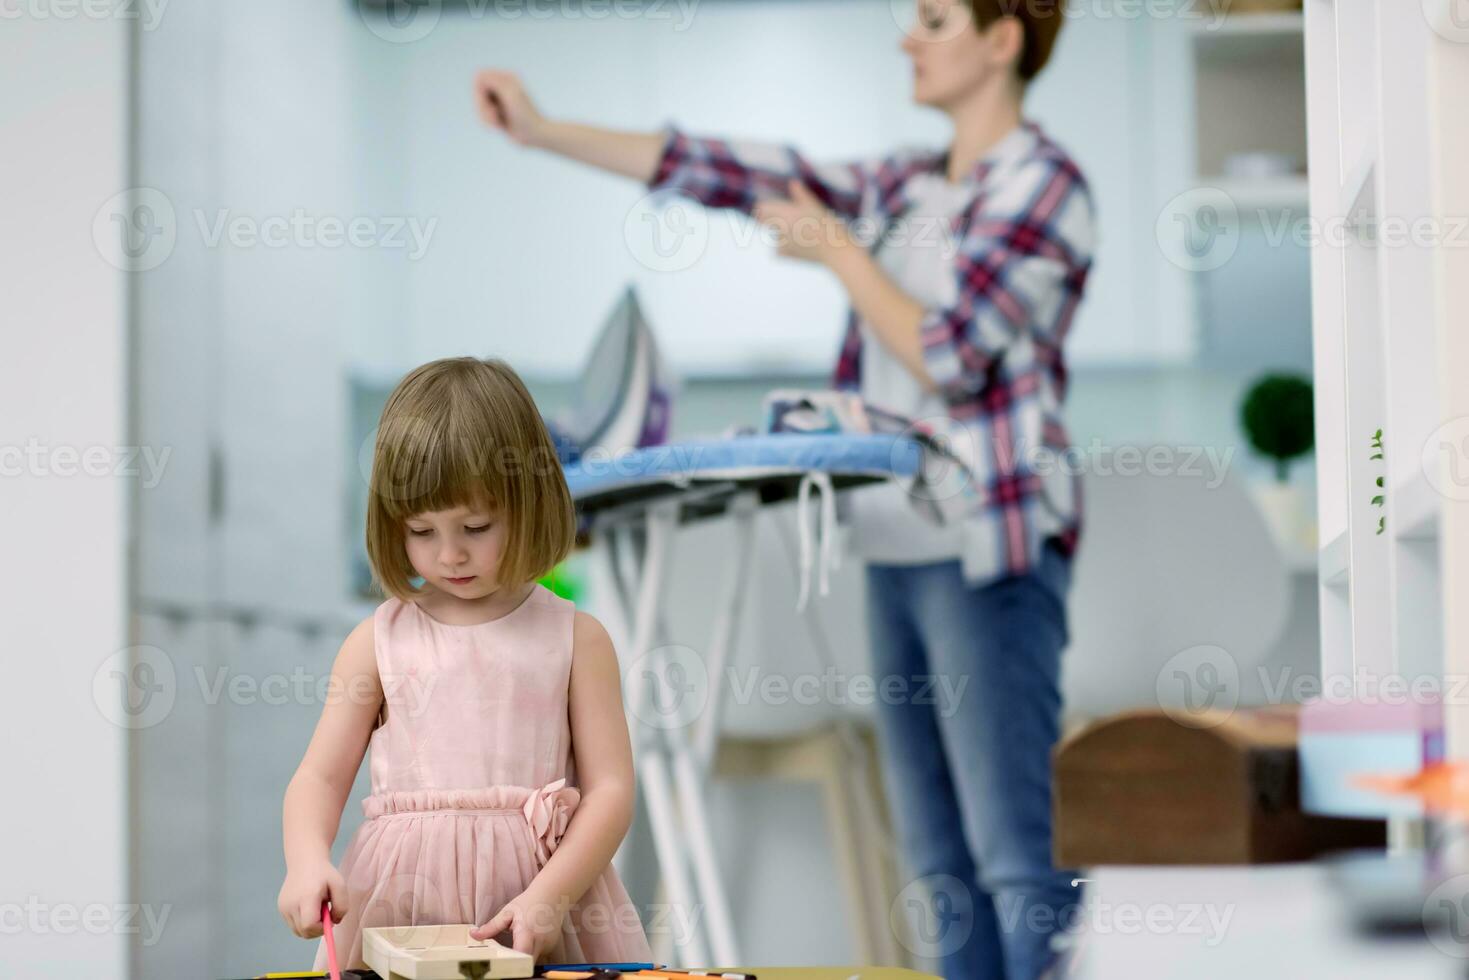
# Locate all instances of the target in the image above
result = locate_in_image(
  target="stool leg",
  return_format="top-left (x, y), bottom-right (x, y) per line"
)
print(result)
top-left (815, 729), bottom-right (879, 964)
top-left (845, 723), bottom-right (910, 967)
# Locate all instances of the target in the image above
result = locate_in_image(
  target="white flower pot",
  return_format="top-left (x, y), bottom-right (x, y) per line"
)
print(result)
top-left (1250, 480), bottom-right (1309, 554)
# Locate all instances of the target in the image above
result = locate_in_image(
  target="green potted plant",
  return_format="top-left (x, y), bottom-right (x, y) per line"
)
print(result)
top-left (1240, 373), bottom-right (1315, 550)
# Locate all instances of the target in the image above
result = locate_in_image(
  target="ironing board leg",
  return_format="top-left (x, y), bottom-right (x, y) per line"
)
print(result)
top-left (613, 506), bottom-right (741, 966)
top-left (610, 514), bottom-right (710, 965)
top-left (671, 741), bottom-right (740, 963)
top-left (640, 505), bottom-right (741, 966)
top-left (648, 877), bottom-right (676, 965)
top-left (693, 492), bottom-right (759, 777)
top-left (640, 746), bottom-right (707, 964)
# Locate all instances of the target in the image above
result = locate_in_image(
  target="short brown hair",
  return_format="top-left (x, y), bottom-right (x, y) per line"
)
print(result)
top-left (365, 356), bottom-right (574, 600)
top-left (970, 0), bottom-right (1066, 83)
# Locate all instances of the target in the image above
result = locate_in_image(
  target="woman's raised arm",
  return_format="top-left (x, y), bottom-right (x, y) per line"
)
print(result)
top-left (474, 68), bottom-right (889, 220)
top-left (475, 69), bottom-right (667, 182)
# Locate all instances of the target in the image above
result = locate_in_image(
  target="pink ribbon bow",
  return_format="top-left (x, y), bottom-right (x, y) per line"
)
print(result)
top-left (521, 777), bottom-right (581, 866)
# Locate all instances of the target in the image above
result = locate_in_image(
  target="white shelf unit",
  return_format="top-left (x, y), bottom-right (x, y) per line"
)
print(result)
top-left (1194, 10), bottom-right (1304, 40)
top-left (1171, 8), bottom-right (1314, 376)
top-left (1190, 12), bottom-right (1307, 193)
top-left (1303, 0), bottom-right (1469, 737)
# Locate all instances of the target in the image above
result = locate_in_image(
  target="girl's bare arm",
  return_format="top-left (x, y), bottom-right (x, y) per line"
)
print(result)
top-left (278, 616), bottom-right (382, 936)
top-left (517, 612), bottom-right (638, 911)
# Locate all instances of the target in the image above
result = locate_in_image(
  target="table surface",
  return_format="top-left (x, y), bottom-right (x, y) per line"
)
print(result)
top-left (227, 969), bottom-right (941, 980)
top-left (1071, 863), bottom-right (1460, 978)
top-left (703, 971), bottom-right (939, 979)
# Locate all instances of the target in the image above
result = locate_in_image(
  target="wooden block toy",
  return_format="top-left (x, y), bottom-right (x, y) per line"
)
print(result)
top-left (362, 923), bottom-right (535, 980)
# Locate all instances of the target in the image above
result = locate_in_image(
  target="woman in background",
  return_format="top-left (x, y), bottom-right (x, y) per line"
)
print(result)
top-left (475, 2), bottom-right (1094, 976)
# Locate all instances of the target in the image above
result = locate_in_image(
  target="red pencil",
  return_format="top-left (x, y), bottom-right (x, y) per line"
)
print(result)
top-left (320, 900), bottom-right (341, 980)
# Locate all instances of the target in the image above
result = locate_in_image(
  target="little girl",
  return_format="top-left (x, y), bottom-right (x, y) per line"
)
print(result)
top-left (277, 356), bottom-right (654, 968)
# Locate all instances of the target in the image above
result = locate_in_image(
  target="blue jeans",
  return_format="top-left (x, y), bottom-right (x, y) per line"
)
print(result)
top-left (865, 543), bottom-right (1078, 980)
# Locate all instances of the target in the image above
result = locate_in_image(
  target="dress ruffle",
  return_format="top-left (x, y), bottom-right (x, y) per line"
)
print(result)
top-left (362, 778), bottom-right (581, 865)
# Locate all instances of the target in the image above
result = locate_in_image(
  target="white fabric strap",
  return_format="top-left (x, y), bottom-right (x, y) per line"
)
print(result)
top-left (795, 471), bottom-right (840, 612)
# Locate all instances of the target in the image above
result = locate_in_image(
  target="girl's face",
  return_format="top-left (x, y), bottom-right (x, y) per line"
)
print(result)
top-left (900, 0), bottom-right (1015, 111)
top-left (403, 500), bottom-right (509, 598)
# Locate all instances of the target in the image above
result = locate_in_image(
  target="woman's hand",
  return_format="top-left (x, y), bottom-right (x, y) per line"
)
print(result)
top-left (277, 859), bottom-right (348, 939)
top-left (753, 179), bottom-right (855, 267)
top-left (474, 69), bottom-right (548, 147)
top-left (469, 886), bottom-right (568, 960)
top-left (759, 180), bottom-right (936, 388)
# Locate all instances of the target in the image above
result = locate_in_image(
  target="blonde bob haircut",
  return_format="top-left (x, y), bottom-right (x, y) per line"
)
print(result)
top-left (365, 356), bottom-right (575, 601)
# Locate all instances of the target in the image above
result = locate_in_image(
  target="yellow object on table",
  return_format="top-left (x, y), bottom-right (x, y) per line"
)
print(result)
top-left (704, 970), bottom-right (940, 980)
top-left (246, 967), bottom-right (941, 980)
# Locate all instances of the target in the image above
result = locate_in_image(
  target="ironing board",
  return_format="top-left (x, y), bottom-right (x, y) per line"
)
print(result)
top-left (564, 433), bottom-right (927, 967)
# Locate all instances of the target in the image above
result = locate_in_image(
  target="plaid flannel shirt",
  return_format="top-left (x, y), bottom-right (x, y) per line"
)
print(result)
top-left (647, 121), bottom-right (1095, 586)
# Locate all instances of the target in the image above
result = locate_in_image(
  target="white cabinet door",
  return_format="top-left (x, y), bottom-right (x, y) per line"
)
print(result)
top-left (213, 0), bottom-right (358, 617)
top-left (133, 0), bottom-right (221, 608)
top-left (131, 612), bottom-right (218, 980)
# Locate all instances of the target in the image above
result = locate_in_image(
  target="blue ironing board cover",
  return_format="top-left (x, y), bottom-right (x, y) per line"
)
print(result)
top-left (564, 432), bottom-right (925, 509)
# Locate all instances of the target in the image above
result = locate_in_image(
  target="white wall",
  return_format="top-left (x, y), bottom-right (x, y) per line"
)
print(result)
top-left (0, 10), bottom-right (129, 977)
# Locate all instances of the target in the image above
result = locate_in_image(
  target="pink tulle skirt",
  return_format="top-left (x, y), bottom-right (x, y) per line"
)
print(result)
top-left (312, 783), bottom-right (653, 970)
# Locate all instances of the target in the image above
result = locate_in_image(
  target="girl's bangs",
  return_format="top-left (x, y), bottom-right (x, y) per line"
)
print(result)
top-left (373, 418), bottom-right (505, 523)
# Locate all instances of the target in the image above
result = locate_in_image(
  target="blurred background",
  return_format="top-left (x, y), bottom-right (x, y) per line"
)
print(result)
top-left (18, 0), bottom-right (1467, 976)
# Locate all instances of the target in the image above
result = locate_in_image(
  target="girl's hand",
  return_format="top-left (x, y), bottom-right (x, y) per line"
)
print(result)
top-left (474, 69), bottom-right (548, 148)
top-left (469, 886), bottom-right (567, 960)
top-left (277, 859), bottom-right (348, 940)
top-left (753, 179), bottom-right (855, 267)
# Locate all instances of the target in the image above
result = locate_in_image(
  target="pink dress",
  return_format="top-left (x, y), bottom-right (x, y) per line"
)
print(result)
top-left (313, 583), bottom-right (653, 970)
